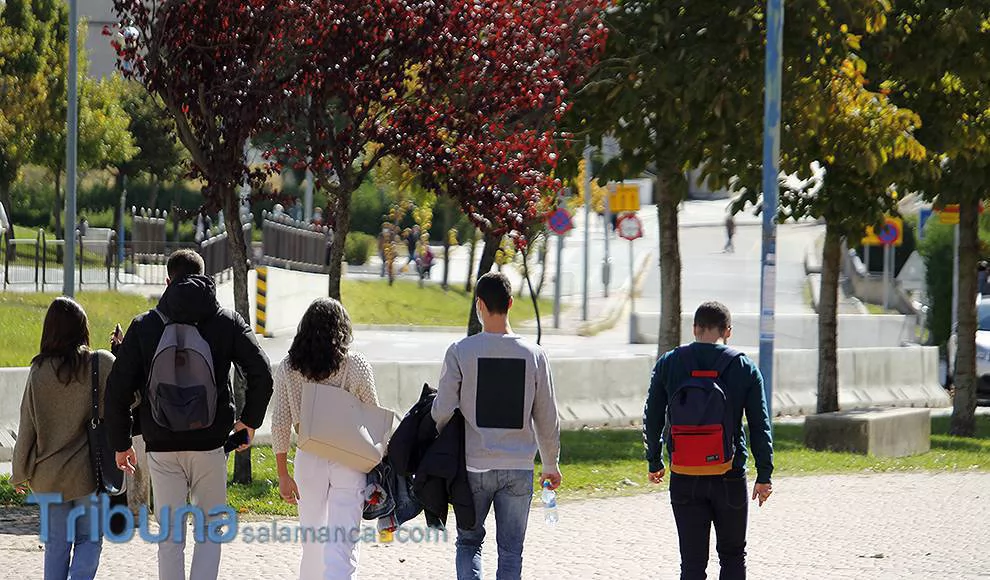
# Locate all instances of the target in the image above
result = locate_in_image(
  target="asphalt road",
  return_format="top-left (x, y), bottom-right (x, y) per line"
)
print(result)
top-left (639, 219), bottom-right (822, 315)
top-left (258, 199), bottom-right (823, 364)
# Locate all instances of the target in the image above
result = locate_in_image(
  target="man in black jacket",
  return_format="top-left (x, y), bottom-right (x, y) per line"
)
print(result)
top-left (106, 250), bottom-right (273, 580)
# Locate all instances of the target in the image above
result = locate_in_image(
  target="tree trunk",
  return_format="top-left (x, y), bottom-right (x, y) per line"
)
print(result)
top-left (147, 176), bottom-right (161, 209)
top-left (536, 235), bottom-right (549, 297)
top-left (657, 176), bottom-right (682, 357)
top-left (442, 237), bottom-right (451, 291)
top-left (522, 246), bottom-right (542, 344)
top-left (222, 191), bottom-right (254, 485)
top-left (327, 185), bottom-right (353, 301)
top-left (467, 232), bottom-right (500, 336)
top-left (1, 181), bottom-right (16, 260)
top-left (951, 198), bottom-right (980, 436)
top-left (817, 224), bottom-right (842, 414)
top-left (465, 231), bottom-right (478, 293)
top-left (441, 207), bottom-right (452, 291)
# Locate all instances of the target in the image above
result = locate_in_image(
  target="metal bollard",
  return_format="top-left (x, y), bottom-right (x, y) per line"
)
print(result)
top-left (255, 266), bottom-right (268, 336)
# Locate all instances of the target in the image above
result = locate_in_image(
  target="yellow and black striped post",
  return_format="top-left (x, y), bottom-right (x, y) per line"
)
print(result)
top-left (255, 266), bottom-right (268, 336)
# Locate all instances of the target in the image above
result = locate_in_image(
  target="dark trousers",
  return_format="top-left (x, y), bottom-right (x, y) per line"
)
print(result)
top-left (669, 473), bottom-right (748, 580)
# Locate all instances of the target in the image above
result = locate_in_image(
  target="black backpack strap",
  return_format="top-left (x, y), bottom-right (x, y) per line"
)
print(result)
top-left (676, 345), bottom-right (698, 375)
top-left (91, 352), bottom-right (100, 426)
top-left (713, 347), bottom-right (743, 377)
top-left (154, 308), bottom-right (169, 325)
top-left (90, 352), bottom-right (105, 492)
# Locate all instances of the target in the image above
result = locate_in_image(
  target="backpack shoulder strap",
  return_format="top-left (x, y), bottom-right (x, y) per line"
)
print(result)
top-left (90, 352), bottom-right (100, 426)
top-left (154, 308), bottom-right (169, 326)
top-left (675, 345), bottom-right (698, 376)
top-left (713, 347), bottom-right (743, 377)
top-left (338, 353), bottom-right (351, 391)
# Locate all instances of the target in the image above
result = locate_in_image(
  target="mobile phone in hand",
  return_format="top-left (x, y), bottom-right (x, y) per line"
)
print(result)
top-left (110, 324), bottom-right (124, 354)
top-left (223, 429), bottom-right (250, 453)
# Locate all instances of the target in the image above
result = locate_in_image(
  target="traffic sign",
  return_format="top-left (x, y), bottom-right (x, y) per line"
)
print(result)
top-left (862, 216), bottom-right (903, 246)
top-left (609, 184), bottom-right (640, 213)
top-left (937, 203), bottom-right (984, 225)
top-left (547, 207), bottom-right (573, 235)
top-left (616, 213), bottom-right (643, 241)
top-left (919, 208), bottom-right (933, 238)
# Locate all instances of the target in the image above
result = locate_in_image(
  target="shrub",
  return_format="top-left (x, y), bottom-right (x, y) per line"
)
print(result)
top-left (344, 232), bottom-right (376, 265)
top-left (0, 475), bottom-right (24, 507)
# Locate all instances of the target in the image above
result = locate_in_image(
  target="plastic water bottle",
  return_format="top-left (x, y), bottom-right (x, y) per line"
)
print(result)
top-left (541, 481), bottom-right (559, 526)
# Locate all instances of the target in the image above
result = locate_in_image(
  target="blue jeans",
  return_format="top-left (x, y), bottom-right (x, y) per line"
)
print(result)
top-left (44, 496), bottom-right (103, 580)
top-left (456, 469), bottom-right (534, 580)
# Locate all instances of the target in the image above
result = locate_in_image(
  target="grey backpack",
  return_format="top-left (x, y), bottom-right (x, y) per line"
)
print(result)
top-left (147, 310), bottom-right (218, 431)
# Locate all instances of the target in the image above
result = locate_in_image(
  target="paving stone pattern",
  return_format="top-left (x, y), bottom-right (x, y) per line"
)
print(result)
top-left (0, 473), bottom-right (987, 579)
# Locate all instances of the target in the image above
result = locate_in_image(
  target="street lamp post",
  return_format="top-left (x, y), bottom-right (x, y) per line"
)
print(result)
top-left (758, 0), bottom-right (784, 417)
top-left (582, 142), bottom-right (592, 321)
top-left (63, 0), bottom-right (80, 297)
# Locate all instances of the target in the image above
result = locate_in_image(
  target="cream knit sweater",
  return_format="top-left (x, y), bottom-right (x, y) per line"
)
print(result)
top-left (271, 351), bottom-right (378, 455)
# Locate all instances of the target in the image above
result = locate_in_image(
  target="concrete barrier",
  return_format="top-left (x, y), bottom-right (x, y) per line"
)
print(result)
top-left (805, 408), bottom-right (932, 457)
top-left (843, 249), bottom-right (915, 315)
top-left (0, 345), bottom-right (949, 455)
top-left (630, 312), bottom-right (918, 349)
top-left (0, 367), bottom-right (30, 461)
top-left (770, 346), bottom-right (949, 416)
top-left (215, 267), bottom-right (326, 336)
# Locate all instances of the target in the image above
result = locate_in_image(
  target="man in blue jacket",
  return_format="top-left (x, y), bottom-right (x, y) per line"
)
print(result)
top-left (643, 301), bottom-right (774, 579)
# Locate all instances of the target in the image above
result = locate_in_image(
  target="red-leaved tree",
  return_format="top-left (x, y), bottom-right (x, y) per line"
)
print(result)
top-left (410, 0), bottom-right (608, 332)
top-left (108, 0), bottom-right (306, 483)
top-left (271, 0), bottom-right (607, 303)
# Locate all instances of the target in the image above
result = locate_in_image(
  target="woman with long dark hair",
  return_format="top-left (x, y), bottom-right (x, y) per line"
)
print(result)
top-left (12, 297), bottom-right (114, 580)
top-left (271, 297), bottom-right (379, 580)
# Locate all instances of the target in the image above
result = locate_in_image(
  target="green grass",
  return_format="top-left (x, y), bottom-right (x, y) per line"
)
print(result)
top-left (0, 280), bottom-right (550, 367)
top-left (4, 238), bottom-right (111, 267)
top-left (0, 291), bottom-right (155, 366)
top-left (863, 303), bottom-right (898, 315)
top-left (218, 415), bottom-right (990, 515)
top-left (340, 279), bottom-right (552, 327)
top-left (4, 416), bottom-right (988, 511)
top-left (225, 447), bottom-right (299, 517)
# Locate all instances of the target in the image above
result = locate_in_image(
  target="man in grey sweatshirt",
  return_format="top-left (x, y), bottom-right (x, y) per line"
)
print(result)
top-left (432, 272), bottom-right (561, 580)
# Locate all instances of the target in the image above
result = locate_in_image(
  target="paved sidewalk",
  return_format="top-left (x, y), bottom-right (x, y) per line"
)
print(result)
top-left (1, 473), bottom-right (987, 579)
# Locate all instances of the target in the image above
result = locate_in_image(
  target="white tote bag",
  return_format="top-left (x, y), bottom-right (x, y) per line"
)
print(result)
top-left (297, 360), bottom-right (397, 473)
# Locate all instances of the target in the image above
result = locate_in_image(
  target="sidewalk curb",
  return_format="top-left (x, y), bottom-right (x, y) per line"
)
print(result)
top-left (266, 322), bottom-right (571, 339)
top-left (577, 250), bottom-right (654, 337)
top-left (678, 221), bottom-right (763, 230)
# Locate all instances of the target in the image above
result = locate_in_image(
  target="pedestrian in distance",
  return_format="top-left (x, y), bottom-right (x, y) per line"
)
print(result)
top-left (378, 225), bottom-right (389, 277)
top-left (723, 213), bottom-right (736, 253)
top-left (979, 261), bottom-right (989, 298)
top-left (432, 272), bottom-right (561, 580)
top-left (644, 301), bottom-right (774, 580)
top-left (11, 297), bottom-right (114, 580)
top-left (406, 224), bottom-right (421, 266)
top-left (105, 249), bottom-right (274, 580)
top-left (271, 298), bottom-right (380, 580)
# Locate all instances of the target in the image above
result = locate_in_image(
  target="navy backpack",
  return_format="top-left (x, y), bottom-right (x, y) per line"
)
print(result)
top-left (667, 345), bottom-right (742, 476)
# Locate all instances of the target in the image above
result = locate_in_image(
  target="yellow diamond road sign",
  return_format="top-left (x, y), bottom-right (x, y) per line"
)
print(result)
top-left (609, 184), bottom-right (640, 213)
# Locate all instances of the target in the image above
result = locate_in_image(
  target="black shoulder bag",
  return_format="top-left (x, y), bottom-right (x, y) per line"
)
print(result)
top-left (87, 353), bottom-right (126, 496)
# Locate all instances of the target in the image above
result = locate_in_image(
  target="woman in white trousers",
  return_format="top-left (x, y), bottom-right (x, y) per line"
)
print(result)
top-left (271, 298), bottom-right (380, 579)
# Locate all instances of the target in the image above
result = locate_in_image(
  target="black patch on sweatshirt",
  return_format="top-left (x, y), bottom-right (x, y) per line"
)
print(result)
top-left (476, 358), bottom-right (525, 429)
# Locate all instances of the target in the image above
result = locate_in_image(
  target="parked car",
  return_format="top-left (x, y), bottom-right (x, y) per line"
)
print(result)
top-left (947, 299), bottom-right (990, 406)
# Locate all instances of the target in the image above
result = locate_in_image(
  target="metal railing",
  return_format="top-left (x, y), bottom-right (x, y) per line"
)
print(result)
top-left (116, 222), bottom-right (252, 287)
top-left (2, 212), bottom-right (254, 291)
top-left (2, 229), bottom-right (114, 291)
top-left (260, 211), bottom-right (331, 273)
top-left (131, 207), bottom-right (168, 262)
